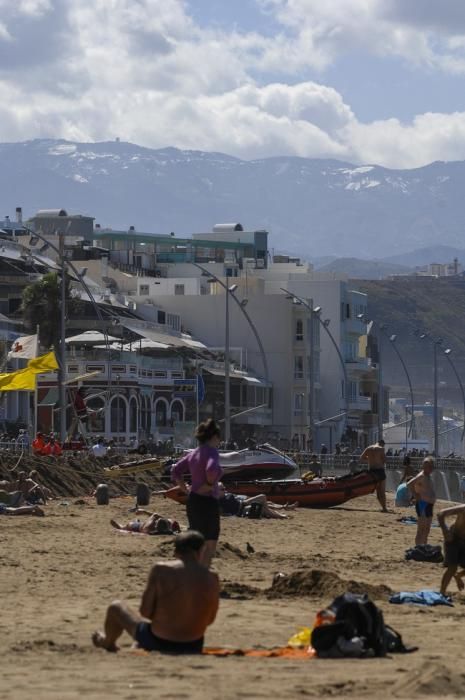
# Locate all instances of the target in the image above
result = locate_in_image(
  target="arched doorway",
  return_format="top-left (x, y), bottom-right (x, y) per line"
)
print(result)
top-left (154, 398), bottom-right (168, 428)
top-left (110, 395), bottom-right (127, 436)
top-left (170, 400), bottom-right (184, 424)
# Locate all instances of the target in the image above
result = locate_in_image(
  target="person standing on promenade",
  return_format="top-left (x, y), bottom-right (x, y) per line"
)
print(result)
top-left (360, 439), bottom-right (388, 512)
top-left (92, 531), bottom-right (219, 653)
top-left (407, 457), bottom-right (436, 545)
top-left (171, 419), bottom-right (222, 568)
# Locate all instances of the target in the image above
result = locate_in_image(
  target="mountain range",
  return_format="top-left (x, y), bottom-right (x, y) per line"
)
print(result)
top-left (1, 138), bottom-right (465, 260)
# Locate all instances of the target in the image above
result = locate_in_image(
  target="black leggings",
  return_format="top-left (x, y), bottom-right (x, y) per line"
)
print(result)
top-left (186, 492), bottom-right (220, 540)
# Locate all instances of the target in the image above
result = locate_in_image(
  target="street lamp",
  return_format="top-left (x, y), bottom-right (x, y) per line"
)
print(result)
top-left (443, 348), bottom-right (465, 441)
top-left (414, 331), bottom-right (442, 456)
top-left (384, 333), bottom-right (415, 438)
top-left (224, 282), bottom-right (238, 443)
top-left (191, 262), bottom-right (270, 442)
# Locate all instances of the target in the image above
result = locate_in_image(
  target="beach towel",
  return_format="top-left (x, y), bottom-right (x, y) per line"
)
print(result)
top-left (389, 590), bottom-right (453, 606)
top-left (128, 646), bottom-right (313, 658)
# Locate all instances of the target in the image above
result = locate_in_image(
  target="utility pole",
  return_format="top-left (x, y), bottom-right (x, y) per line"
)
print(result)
top-left (433, 341), bottom-right (439, 456)
top-left (58, 231), bottom-right (67, 444)
top-left (377, 327), bottom-right (383, 441)
top-left (308, 299), bottom-right (314, 451)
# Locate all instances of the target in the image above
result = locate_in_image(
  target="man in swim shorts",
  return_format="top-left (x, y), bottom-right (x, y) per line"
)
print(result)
top-left (360, 439), bottom-right (388, 512)
top-left (407, 457), bottom-right (436, 545)
top-left (438, 504), bottom-right (465, 595)
top-left (92, 530), bottom-right (219, 653)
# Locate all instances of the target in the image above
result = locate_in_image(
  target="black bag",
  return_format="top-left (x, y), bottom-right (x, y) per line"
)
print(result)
top-left (384, 625), bottom-right (418, 654)
top-left (311, 622), bottom-right (349, 654)
top-left (330, 592), bottom-right (387, 657)
top-left (242, 502), bottom-right (263, 519)
top-left (405, 544), bottom-right (443, 563)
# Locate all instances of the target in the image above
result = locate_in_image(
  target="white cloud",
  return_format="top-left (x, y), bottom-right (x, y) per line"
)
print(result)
top-left (1, 0), bottom-right (465, 168)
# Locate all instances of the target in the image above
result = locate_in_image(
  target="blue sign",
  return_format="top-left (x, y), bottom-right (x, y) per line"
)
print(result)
top-left (197, 374), bottom-right (205, 403)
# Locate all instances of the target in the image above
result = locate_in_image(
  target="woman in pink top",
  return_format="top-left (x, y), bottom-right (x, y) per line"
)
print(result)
top-left (171, 419), bottom-right (222, 568)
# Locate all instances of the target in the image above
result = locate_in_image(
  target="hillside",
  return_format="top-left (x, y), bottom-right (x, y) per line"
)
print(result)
top-left (316, 257), bottom-right (412, 279)
top-left (355, 276), bottom-right (465, 404)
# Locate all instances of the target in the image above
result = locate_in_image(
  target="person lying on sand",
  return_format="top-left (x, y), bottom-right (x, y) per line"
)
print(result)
top-left (12, 471), bottom-right (48, 504)
top-left (92, 530), bottom-right (219, 653)
top-left (218, 483), bottom-right (297, 520)
top-left (110, 509), bottom-right (180, 535)
top-left (438, 504), bottom-right (465, 596)
top-left (0, 503), bottom-right (45, 516)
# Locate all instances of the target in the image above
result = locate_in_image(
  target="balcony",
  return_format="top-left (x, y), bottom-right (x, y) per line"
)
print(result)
top-left (348, 394), bottom-right (372, 412)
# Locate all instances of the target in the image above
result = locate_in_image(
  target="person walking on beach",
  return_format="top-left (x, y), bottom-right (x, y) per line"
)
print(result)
top-left (407, 457), bottom-right (436, 545)
top-left (92, 531), bottom-right (219, 653)
top-left (438, 504), bottom-right (465, 596)
top-left (360, 439), bottom-right (388, 512)
top-left (171, 419), bottom-right (223, 568)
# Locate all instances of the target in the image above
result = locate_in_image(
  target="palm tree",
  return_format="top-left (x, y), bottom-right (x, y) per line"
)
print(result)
top-left (20, 272), bottom-right (83, 349)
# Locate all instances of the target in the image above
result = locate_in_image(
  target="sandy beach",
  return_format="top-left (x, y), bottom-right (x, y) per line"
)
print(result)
top-left (2, 486), bottom-right (465, 700)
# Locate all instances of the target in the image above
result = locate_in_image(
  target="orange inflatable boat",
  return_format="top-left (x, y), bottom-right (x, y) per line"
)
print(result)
top-left (162, 471), bottom-right (380, 509)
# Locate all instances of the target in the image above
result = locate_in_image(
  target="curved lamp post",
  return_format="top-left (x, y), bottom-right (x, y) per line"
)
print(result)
top-left (191, 262), bottom-right (269, 443)
top-left (414, 331), bottom-right (442, 456)
top-left (443, 348), bottom-right (465, 442)
top-left (12, 226), bottom-right (112, 443)
top-left (382, 331), bottom-right (415, 438)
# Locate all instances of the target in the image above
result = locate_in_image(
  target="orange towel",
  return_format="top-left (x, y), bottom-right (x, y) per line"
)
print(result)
top-left (203, 646), bottom-right (314, 658)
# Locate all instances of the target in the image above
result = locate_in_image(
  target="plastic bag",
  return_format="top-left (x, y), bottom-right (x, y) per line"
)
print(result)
top-left (287, 626), bottom-right (312, 649)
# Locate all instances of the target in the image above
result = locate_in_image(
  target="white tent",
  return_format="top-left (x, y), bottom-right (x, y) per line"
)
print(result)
top-left (65, 330), bottom-right (121, 344)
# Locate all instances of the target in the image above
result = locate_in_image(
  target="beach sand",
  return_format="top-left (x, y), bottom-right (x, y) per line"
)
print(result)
top-left (2, 490), bottom-right (465, 700)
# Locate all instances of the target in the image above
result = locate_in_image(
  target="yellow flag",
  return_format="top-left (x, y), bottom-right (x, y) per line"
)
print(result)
top-left (27, 351), bottom-right (59, 373)
top-left (0, 351), bottom-right (59, 391)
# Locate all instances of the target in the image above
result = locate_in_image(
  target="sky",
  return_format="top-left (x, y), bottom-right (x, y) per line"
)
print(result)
top-left (2, 0), bottom-right (465, 168)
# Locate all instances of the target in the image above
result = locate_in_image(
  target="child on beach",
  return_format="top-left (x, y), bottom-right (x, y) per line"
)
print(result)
top-left (438, 504), bottom-right (465, 596)
top-left (407, 457), bottom-right (436, 545)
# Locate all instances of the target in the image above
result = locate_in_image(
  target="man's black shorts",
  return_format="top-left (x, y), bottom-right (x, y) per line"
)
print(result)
top-left (186, 491), bottom-right (220, 540)
top-left (444, 537), bottom-right (465, 568)
top-left (135, 623), bottom-right (203, 654)
top-left (370, 467), bottom-right (386, 482)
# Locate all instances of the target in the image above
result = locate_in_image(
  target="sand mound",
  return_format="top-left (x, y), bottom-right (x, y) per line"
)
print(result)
top-left (265, 568), bottom-right (392, 599)
top-left (0, 451), bottom-right (167, 498)
top-left (216, 542), bottom-right (249, 559)
top-left (220, 582), bottom-right (260, 600)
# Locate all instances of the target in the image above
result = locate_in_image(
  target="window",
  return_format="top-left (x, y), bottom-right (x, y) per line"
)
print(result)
top-left (171, 400), bottom-right (184, 423)
top-left (155, 399), bottom-right (168, 427)
top-left (294, 393), bottom-right (304, 415)
top-left (110, 396), bottom-right (126, 433)
top-left (294, 356), bottom-right (304, 379)
top-left (139, 284), bottom-right (149, 295)
top-left (295, 319), bottom-right (303, 341)
top-left (129, 398), bottom-right (138, 432)
top-left (174, 284), bottom-right (185, 295)
top-left (154, 371), bottom-right (167, 378)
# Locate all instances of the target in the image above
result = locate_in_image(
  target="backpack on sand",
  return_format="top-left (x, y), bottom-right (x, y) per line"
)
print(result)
top-left (311, 593), bottom-right (386, 657)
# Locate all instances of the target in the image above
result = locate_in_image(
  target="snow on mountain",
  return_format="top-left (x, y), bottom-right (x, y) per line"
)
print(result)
top-left (0, 139), bottom-right (464, 258)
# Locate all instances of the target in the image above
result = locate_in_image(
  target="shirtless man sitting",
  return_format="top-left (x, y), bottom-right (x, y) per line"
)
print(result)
top-left (438, 504), bottom-right (465, 595)
top-left (407, 457), bottom-right (436, 545)
top-left (360, 439), bottom-right (388, 512)
top-left (110, 509), bottom-right (180, 535)
top-left (92, 530), bottom-right (219, 653)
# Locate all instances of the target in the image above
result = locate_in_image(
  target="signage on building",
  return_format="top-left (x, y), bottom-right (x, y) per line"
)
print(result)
top-left (173, 378), bottom-right (197, 397)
